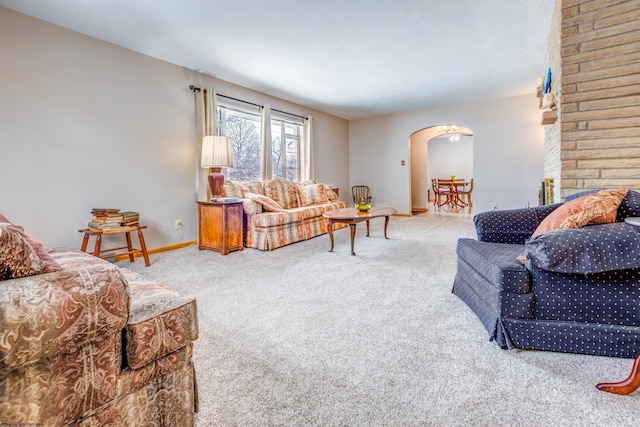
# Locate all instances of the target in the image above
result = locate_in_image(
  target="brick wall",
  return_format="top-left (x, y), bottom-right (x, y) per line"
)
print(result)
top-left (555, 0), bottom-right (640, 199)
top-left (544, 0), bottom-right (563, 202)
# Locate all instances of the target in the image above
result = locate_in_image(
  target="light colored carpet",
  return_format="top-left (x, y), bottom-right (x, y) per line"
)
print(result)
top-left (119, 213), bottom-right (639, 426)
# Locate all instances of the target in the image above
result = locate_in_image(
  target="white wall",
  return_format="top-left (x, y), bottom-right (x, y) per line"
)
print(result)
top-left (349, 95), bottom-right (545, 214)
top-left (0, 7), bottom-right (349, 249)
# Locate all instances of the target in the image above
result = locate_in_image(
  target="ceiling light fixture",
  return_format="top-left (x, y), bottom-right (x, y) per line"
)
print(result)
top-left (437, 125), bottom-right (461, 142)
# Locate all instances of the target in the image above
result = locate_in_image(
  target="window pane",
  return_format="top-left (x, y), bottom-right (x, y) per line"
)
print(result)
top-left (271, 119), bottom-right (301, 181)
top-left (224, 108), bottom-right (261, 182)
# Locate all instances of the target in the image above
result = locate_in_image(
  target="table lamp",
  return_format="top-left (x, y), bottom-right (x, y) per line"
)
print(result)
top-left (201, 135), bottom-right (233, 198)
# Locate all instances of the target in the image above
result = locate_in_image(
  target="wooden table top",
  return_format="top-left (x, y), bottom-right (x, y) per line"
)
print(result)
top-left (322, 206), bottom-right (397, 220)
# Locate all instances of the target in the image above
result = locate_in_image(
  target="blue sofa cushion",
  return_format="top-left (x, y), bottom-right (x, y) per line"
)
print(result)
top-left (456, 238), bottom-right (530, 293)
top-left (474, 204), bottom-right (560, 244)
top-left (617, 189), bottom-right (640, 220)
top-left (525, 222), bottom-right (640, 274)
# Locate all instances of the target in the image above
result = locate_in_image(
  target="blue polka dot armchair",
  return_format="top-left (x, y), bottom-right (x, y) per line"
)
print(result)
top-left (453, 190), bottom-right (640, 358)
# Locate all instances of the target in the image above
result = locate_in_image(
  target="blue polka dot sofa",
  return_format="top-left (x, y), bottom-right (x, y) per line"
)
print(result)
top-left (453, 189), bottom-right (640, 358)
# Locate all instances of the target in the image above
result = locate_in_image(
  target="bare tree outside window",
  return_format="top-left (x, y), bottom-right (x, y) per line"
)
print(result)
top-left (224, 111), bottom-right (261, 182)
top-left (218, 105), bottom-right (301, 182)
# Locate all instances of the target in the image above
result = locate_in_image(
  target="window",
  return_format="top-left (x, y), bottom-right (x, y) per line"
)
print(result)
top-left (218, 104), bottom-right (303, 182)
top-left (219, 106), bottom-right (261, 182)
top-left (271, 118), bottom-right (301, 181)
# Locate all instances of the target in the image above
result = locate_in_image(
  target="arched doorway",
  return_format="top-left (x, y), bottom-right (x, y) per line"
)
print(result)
top-left (409, 124), bottom-right (474, 214)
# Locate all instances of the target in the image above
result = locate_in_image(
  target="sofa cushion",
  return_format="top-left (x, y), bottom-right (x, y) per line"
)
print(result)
top-left (252, 209), bottom-right (309, 227)
top-left (221, 180), bottom-right (246, 198)
top-left (264, 179), bottom-right (299, 209)
top-left (120, 268), bottom-right (198, 370)
top-left (474, 204), bottom-right (560, 244)
top-left (0, 223), bottom-right (62, 280)
top-left (243, 180), bottom-right (265, 195)
top-left (617, 189), bottom-right (640, 221)
top-left (531, 188), bottom-right (627, 237)
top-left (297, 183), bottom-right (328, 207)
top-left (245, 192), bottom-right (284, 212)
top-left (456, 238), bottom-right (530, 294)
top-left (525, 222), bottom-right (640, 274)
top-left (325, 186), bottom-right (338, 201)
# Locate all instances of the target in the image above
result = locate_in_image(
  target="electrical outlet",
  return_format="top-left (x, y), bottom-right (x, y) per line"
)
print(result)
top-left (492, 203), bottom-right (498, 210)
top-left (175, 219), bottom-right (182, 229)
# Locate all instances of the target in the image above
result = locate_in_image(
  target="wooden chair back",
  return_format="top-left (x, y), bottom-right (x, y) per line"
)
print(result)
top-left (352, 185), bottom-right (372, 204)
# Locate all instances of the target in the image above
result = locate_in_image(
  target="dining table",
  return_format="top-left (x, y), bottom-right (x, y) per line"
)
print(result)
top-left (436, 178), bottom-right (469, 208)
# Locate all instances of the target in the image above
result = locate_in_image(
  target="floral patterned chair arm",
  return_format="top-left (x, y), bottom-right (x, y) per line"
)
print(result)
top-left (0, 264), bottom-right (129, 373)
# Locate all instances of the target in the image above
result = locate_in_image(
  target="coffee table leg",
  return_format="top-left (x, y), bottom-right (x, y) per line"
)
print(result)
top-left (349, 224), bottom-right (357, 256)
top-left (327, 221), bottom-right (335, 252)
top-left (384, 215), bottom-right (390, 239)
top-left (366, 219), bottom-right (370, 237)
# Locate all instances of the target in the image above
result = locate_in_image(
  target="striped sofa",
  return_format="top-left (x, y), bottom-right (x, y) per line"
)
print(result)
top-left (222, 179), bottom-right (347, 250)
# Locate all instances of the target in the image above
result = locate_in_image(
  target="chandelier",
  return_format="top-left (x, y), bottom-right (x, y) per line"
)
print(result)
top-left (437, 125), bottom-right (461, 142)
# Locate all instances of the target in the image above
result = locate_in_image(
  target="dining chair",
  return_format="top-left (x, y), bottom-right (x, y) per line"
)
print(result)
top-left (352, 185), bottom-right (372, 205)
top-left (457, 178), bottom-right (474, 206)
top-left (432, 179), bottom-right (452, 207)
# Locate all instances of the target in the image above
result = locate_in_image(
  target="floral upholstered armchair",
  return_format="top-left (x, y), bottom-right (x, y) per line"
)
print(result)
top-left (0, 216), bottom-right (199, 426)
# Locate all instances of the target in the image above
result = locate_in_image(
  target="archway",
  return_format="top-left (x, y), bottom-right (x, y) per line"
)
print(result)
top-left (409, 124), bottom-right (474, 213)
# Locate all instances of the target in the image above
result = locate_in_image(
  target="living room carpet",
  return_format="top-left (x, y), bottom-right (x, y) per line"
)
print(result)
top-left (118, 213), bottom-right (639, 426)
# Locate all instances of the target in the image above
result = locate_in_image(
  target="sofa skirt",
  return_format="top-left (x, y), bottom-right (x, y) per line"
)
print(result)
top-left (453, 268), bottom-right (640, 359)
top-left (245, 215), bottom-right (347, 250)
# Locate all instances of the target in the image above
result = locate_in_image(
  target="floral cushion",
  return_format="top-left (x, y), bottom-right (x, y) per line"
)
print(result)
top-left (325, 186), bottom-right (338, 201)
top-left (531, 188), bottom-right (627, 237)
top-left (245, 193), bottom-right (284, 212)
top-left (221, 180), bottom-right (246, 198)
top-left (263, 179), bottom-right (299, 209)
top-left (297, 183), bottom-right (328, 207)
top-left (0, 223), bottom-right (62, 280)
top-left (243, 180), bottom-right (264, 195)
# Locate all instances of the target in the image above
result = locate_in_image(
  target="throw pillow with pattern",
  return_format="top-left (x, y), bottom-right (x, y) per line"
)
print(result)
top-left (531, 188), bottom-right (628, 237)
top-left (297, 183), bottom-right (328, 207)
top-left (0, 223), bottom-right (62, 280)
top-left (245, 193), bottom-right (285, 212)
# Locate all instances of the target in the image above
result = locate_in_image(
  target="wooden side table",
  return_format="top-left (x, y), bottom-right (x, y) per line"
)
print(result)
top-left (79, 225), bottom-right (150, 267)
top-left (197, 201), bottom-right (244, 255)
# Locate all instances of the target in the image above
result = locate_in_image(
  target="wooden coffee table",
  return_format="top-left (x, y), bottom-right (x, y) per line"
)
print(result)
top-left (322, 207), bottom-right (397, 255)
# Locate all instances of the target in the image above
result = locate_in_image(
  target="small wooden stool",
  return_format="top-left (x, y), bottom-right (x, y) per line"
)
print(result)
top-left (79, 225), bottom-right (150, 267)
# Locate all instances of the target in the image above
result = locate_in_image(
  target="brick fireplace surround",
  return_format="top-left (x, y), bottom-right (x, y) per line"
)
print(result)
top-left (544, 0), bottom-right (640, 201)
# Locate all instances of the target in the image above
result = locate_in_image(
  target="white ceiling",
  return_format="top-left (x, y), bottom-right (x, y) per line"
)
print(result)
top-left (1, 0), bottom-right (555, 120)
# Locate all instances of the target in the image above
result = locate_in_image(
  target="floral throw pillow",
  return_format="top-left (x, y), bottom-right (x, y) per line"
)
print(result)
top-left (297, 183), bottom-right (329, 207)
top-left (0, 223), bottom-right (62, 280)
top-left (324, 185), bottom-right (338, 202)
top-left (531, 188), bottom-right (628, 237)
top-left (245, 193), bottom-right (285, 212)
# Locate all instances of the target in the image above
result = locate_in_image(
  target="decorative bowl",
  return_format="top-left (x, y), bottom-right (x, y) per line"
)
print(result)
top-left (356, 203), bottom-right (372, 212)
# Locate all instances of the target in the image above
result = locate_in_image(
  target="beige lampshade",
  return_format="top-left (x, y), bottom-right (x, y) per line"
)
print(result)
top-left (201, 135), bottom-right (233, 168)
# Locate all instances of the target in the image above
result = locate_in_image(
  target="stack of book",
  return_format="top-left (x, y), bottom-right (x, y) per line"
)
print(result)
top-left (120, 211), bottom-right (140, 226)
top-left (88, 208), bottom-right (124, 231)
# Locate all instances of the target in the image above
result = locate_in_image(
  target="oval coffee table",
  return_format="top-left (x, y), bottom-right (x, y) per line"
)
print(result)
top-left (322, 207), bottom-right (397, 255)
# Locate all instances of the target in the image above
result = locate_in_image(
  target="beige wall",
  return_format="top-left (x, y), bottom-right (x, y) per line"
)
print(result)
top-left (350, 94), bottom-right (545, 214)
top-left (557, 0), bottom-right (640, 197)
top-left (0, 7), bottom-right (349, 249)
